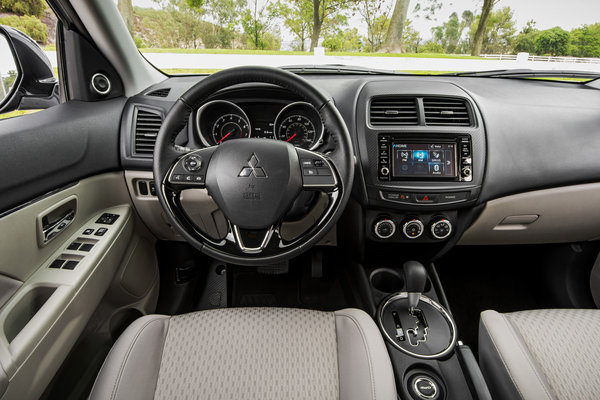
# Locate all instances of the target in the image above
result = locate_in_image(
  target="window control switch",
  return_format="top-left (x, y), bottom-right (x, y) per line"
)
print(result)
top-left (96, 213), bottom-right (119, 225)
top-left (95, 227), bottom-right (107, 236)
top-left (67, 242), bottom-right (81, 250)
top-left (79, 243), bottom-right (94, 252)
top-left (62, 260), bottom-right (79, 270)
top-left (49, 259), bottom-right (65, 269)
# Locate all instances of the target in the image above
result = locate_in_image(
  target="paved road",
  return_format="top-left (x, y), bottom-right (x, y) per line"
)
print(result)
top-left (44, 51), bottom-right (600, 73)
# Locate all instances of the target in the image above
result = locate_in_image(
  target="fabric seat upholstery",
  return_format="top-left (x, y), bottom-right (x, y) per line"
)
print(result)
top-left (479, 309), bottom-right (600, 400)
top-left (89, 307), bottom-right (397, 400)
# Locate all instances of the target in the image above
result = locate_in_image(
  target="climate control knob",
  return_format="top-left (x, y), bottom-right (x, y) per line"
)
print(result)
top-left (374, 218), bottom-right (396, 239)
top-left (402, 219), bottom-right (424, 239)
top-left (430, 218), bottom-right (452, 240)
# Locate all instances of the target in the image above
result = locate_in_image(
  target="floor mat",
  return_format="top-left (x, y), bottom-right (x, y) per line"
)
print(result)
top-left (230, 250), bottom-right (358, 311)
top-left (435, 245), bottom-right (563, 354)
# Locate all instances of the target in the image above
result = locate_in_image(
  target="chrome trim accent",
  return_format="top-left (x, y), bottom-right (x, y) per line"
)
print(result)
top-left (430, 218), bottom-right (452, 240)
top-left (273, 101), bottom-right (325, 150)
top-left (374, 219), bottom-right (396, 239)
top-left (91, 73), bottom-right (111, 95)
top-left (377, 292), bottom-right (457, 359)
top-left (402, 219), bottom-right (424, 239)
top-left (412, 376), bottom-right (439, 399)
top-left (232, 224), bottom-right (275, 254)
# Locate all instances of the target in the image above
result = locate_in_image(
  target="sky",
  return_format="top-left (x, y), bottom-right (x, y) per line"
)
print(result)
top-left (131, 0), bottom-right (600, 43)
top-left (0, 35), bottom-right (17, 76)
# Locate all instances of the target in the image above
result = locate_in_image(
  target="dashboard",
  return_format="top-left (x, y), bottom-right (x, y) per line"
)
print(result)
top-left (118, 74), bottom-right (600, 251)
top-left (194, 99), bottom-right (324, 150)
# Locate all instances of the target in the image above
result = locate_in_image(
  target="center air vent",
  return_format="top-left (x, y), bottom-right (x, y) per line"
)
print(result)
top-left (370, 97), bottom-right (418, 126)
top-left (134, 108), bottom-right (163, 156)
top-left (423, 97), bottom-right (472, 126)
top-left (146, 88), bottom-right (171, 97)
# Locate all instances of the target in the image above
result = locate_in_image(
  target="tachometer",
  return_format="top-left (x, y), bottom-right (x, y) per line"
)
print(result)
top-left (278, 115), bottom-right (316, 148)
top-left (195, 100), bottom-right (252, 146)
top-left (212, 114), bottom-right (250, 144)
top-left (274, 102), bottom-right (324, 150)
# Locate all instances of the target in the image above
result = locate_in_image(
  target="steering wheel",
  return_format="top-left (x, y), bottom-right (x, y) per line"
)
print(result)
top-left (153, 66), bottom-right (354, 265)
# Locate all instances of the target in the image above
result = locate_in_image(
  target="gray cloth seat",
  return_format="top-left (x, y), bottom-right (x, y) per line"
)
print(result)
top-left (479, 309), bottom-right (600, 400)
top-left (89, 307), bottom-right (397, 400)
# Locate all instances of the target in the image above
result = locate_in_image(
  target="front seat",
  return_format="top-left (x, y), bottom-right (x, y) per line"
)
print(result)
top-left (479, 309), bottom-right (600, 400)
top-left (89, 307), bottom-right (397, 400)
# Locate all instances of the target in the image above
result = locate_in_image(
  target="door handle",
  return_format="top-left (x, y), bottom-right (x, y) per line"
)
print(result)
top-left (36, 196), bottom-right (77, 247)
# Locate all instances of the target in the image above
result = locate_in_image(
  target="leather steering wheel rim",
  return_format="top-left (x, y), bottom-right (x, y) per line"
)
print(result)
top-left (153, 66), bottom-right (354, 265)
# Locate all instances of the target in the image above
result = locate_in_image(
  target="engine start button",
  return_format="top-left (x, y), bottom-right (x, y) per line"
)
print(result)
top-left (412, 376), bottom-right (438, 399)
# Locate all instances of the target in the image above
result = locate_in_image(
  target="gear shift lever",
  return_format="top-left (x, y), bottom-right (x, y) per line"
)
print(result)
top-left (403, 261), bottom-right (427, 311)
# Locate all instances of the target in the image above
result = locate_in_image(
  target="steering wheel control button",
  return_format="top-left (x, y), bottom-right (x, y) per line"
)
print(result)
top-left (303, 168), bottom-right (318, 176)
top-left (430, 218), bottom-right (452, 240)
top-left (95, 228), bottom-right (108, 236)
top-left (96, 213), bottom-right (119, 225)
top-left (301, 159), bottom-right (313, 167)
top-left (374, 218), bottom-right (396, 239)
top-left (412, 376), bottom-right (439, 400)
top-left (183, 155), bottom-right (202, 172)
top-left (403, 219), bottom-right (424, 239)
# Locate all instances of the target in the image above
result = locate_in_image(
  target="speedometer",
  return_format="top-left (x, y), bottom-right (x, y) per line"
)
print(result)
top-left (278, 115), bottom-right (316, 148)
top-left (212, 114), bottom-right (250, 144)
top-left (274, 102), bottom-right (324, 150)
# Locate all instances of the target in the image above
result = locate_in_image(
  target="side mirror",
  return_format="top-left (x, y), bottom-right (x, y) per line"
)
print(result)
top-left (0, 25), bottom-right (59, 115)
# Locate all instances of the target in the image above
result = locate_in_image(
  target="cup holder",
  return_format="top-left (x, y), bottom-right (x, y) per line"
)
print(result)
top-left (370, 268), bottom-right (404, 293)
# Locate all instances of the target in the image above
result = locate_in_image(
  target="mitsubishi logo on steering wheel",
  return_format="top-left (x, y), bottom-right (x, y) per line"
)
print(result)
top-left (238, 153), bottom-right (267, 178)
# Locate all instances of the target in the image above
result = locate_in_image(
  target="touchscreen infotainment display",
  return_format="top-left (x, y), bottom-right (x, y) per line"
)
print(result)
top-left (392, 143), bottom-right (456, 178)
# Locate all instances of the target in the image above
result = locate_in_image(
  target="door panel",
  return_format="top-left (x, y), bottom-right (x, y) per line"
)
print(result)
top-left (0, 98), bottom-right (125, 214)
top-left (0, 172), bottom-right (137, 400)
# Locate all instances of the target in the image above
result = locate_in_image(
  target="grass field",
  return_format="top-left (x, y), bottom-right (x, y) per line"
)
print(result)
top-left (139, 48), bottom-right (487, 60)
top-left (43, 45), bottom-right (486, 60)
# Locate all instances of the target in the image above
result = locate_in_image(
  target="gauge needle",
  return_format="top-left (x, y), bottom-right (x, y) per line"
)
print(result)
top-left (218, 132), bottom-right (231, 144)
top-left (286, 134), bottom-right (297, 142)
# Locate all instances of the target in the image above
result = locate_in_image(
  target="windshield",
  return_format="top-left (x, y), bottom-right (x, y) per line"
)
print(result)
top-left (112, 0), bottom-right (600, 78)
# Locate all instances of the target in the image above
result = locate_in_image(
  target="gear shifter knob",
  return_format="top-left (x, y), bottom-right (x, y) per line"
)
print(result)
top-left (403, 261), bottom-right (427, 310)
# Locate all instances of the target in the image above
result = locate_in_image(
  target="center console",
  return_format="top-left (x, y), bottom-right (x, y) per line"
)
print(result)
top-left (366, 261), bottom-right (492, 400)
top-left (354, 80), bottom-right (486, 247)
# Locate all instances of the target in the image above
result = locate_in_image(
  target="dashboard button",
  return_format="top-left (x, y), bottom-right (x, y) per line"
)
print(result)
top-left (381, 191), bottom-right (413, 203)
top-left (412, 376), bottom-right (439, 399)
top-left (415, 194), bottom-right (438, 203)
top-left (439, 192), bottom-right (468, 203)
top-left (403, 219), bottom-right (424, 239)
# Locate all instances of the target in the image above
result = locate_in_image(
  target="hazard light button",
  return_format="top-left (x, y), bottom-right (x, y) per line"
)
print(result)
top-left (415, 194), bottom-right (438, 203)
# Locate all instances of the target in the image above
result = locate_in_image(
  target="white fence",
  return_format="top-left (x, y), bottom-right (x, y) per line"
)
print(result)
top-left (43, 50), bottom-right (600, 73)
top-left (481, 53), bottom-right (600, 65)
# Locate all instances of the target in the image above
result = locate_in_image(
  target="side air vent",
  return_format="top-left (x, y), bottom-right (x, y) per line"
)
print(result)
top-left (134, 108), bottom-right (163, 156)
top-left (423, 97), bottom-right (472, 126)
top-left (146, 88), bottom-right (171, 97)
top-left (370, 97), bottom-right (419, 126)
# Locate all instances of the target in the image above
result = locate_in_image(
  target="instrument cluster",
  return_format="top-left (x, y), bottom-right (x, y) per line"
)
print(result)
top-left (195, 100), bottom-right (324, 150)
